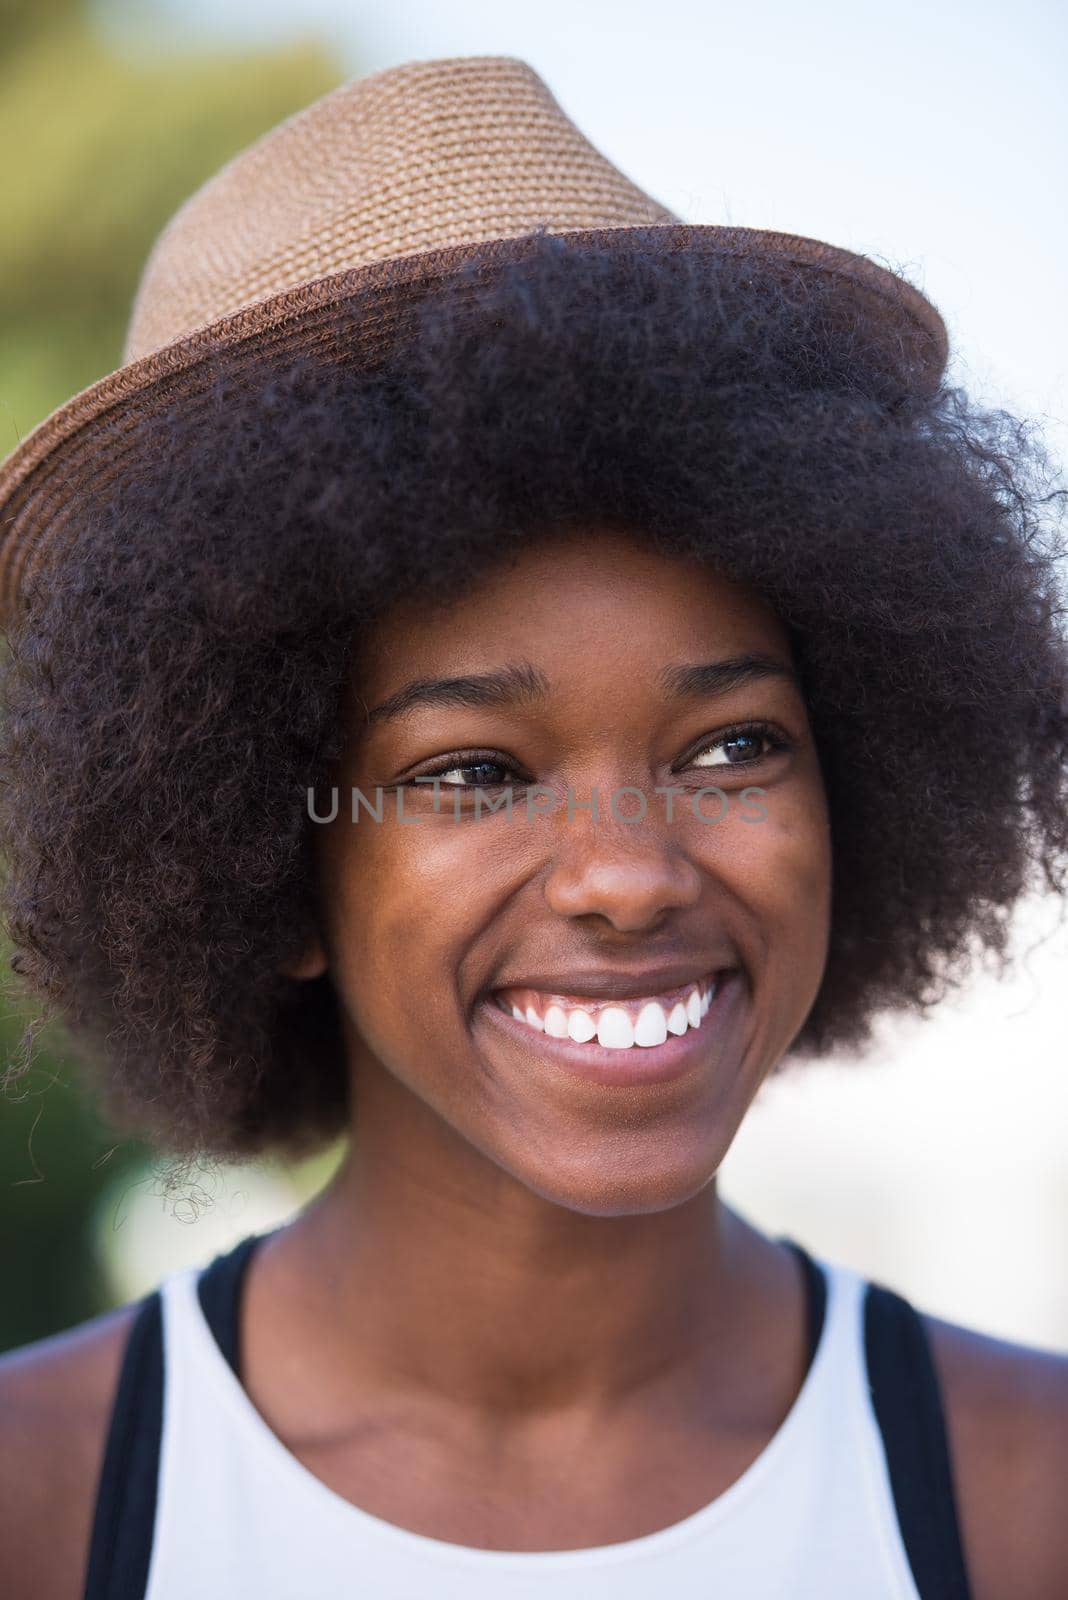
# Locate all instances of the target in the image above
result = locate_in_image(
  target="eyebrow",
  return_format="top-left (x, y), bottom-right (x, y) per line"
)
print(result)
top-left (359, 653), bottom-right (800, 730)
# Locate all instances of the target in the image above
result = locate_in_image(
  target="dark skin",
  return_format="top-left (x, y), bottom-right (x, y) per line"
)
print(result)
top-left (1, 527), bottom-right (1066, 1597)
top-left (253, 526), bottom-right (832, 1543)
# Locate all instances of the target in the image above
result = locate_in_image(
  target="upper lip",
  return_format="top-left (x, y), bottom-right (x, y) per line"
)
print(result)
top-left (488, 961), bottom-right (735, 1002)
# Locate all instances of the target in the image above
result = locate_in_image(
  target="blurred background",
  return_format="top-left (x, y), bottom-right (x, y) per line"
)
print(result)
top-left (1, 0), bottom-right (1065, 1355)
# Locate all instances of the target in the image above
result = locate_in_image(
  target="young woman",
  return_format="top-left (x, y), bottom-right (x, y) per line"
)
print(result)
top-left (0, 55), bottom-right (1065, 1600)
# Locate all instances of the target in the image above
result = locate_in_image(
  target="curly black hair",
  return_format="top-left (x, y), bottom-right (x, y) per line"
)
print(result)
top-left (1, 231), bottom-right (1065, 1165)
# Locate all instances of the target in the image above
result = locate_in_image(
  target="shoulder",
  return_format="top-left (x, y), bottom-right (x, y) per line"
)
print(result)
top-left (921, 1307), bottom-right (1068, 1600)
top-left (0, 1299), bottom-right (143, 1600)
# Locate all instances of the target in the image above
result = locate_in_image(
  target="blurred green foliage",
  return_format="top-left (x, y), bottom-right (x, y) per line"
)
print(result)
top-left (0, 0), bottom-right (345, 1351)
top-left (1, 1), bottom-right (344, 448)
top-left (0, 1027), bottom-right (153, 1350)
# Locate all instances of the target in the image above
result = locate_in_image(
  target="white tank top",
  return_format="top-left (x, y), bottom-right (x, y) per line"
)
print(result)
top-left (131, 1249), bottom-right (927, 1599)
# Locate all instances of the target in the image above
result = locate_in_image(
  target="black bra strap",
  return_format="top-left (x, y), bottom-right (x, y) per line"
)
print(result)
top-left (81, 1292), bottom-right (164, 1600)
top-left (865, 1281), bottom-right (974, 1600)
top-left (81, 1230), bottom-right (270, 1600)
top-left (195, 1230), bottom-right (268, 1381)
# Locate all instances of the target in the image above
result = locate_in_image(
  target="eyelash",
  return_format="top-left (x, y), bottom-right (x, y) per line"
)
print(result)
top-left (404, 720), bottom-right (793, 789)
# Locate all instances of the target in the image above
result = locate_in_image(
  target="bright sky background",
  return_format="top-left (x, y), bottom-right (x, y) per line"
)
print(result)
top-left (92, 0), bottom-right (1068, 1349)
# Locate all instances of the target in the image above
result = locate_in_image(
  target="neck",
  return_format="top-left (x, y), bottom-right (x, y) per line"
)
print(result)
top-left (267, 1079), bottom-right (795, 1422)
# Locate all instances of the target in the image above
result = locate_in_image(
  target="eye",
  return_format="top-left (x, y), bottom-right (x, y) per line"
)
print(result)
top-left (686, 721), bottom-right (792, 769)
top-left (409, 753), bottom-right (520, 789)
top-left (400, 722), bottom-right (793, 791)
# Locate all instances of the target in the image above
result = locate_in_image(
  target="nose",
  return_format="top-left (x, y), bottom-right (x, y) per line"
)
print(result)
top-left (542, 811), bottom-right (703, 933)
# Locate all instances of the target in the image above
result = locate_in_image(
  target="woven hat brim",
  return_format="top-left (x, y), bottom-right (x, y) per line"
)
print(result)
top-left (0, 223), bottom-right (947, 630)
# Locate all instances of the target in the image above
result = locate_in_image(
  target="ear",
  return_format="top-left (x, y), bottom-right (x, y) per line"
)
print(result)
top-left (281, 936), bottom-right (329, 980)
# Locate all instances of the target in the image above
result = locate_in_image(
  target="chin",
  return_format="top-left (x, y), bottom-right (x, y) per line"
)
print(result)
top-left (499, 1136), bottom-right (729, 1218)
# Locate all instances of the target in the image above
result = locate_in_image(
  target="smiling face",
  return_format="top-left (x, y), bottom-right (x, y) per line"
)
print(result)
top-left (296, 527), bottom-right (832, 1215)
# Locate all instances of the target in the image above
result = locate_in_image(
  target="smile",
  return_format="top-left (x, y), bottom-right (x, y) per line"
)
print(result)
top-left (477, 969), bottom-right (741, 1089)
top-left (490, 973), bottom-right (718, 1050)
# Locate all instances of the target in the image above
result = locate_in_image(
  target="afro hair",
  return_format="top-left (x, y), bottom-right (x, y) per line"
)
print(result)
top-left (1, 231), bottom-right (1066, 1163)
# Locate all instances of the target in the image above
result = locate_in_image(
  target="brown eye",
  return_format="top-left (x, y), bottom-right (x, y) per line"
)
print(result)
top-left (432, 759), bottom-right (513, 788)
top-left (689, 722), bottom-right (791, 768)
top-left (406, 751), bottom-right (524, 789)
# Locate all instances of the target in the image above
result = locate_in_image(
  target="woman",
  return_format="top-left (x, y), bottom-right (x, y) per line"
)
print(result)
top-left (0, 54), bottom-right (1065, 1600)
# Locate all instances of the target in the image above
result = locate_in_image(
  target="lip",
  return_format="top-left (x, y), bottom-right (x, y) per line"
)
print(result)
top-left (475, 969), bottom-right (746, 1088)
top-left (485, 960), bottom-right (736, 1004)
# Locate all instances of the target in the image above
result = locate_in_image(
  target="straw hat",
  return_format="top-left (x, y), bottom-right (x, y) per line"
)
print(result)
top-left (0, 54), bottom-right (947, 629)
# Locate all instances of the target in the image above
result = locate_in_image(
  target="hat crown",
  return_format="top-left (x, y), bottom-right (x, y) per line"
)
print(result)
top-left (0, 51), bottom-right (950, 631)
top-left (123, 54), bottom-right (678, 363)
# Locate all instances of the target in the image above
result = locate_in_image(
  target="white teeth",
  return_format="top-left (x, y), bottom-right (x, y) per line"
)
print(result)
top-left (633, 1001), bottom-right (669, 1047)
top-left (567, 1009), bottom-right (597, 1043)
top-left (596, 1006), bottom-right (635, 1049)
top-left (544, 1003), bottom-right (570, 1038)
top-left (496, 976), bottom-right (721, 1050)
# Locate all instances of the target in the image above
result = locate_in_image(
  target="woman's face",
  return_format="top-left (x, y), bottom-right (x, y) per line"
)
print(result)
top-left (300, 527), bottom-right (832, 1215)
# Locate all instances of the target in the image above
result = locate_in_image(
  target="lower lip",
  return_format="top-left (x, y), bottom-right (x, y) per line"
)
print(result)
top-left (475, 972), bottom-right (744, 1087)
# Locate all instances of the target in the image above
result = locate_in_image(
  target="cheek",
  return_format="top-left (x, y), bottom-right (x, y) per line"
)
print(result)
top-left (750, 805), bottom-right (831, 933)
top-left (738, 787), bottom-right (831, 1011)
top-left (317, 811), bottom-right (487, 1056)
top-left (707, 786), bottom-right (832, 1008)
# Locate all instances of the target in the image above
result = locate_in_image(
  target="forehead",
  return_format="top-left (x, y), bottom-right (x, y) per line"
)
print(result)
top-left (356, 527), bottom-right (793, 697)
